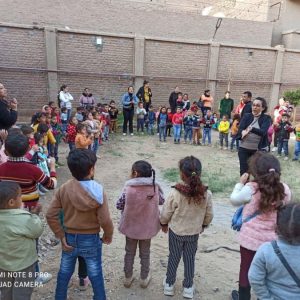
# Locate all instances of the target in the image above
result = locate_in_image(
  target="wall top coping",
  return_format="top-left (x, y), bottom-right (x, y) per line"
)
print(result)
top-left (282, 30), bottom-right (300, 35)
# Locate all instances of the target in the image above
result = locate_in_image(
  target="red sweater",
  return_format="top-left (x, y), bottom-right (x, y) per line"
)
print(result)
top-left (172, 113), bottom-right (183, 125)
top-left (66, 124), bottom-right (77, 143)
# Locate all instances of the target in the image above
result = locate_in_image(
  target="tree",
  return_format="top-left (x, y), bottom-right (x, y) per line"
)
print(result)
top-left (283, 89), bottom-right (300, 123)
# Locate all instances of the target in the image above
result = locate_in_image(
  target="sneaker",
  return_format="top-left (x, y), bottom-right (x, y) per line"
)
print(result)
top-left (177, 140), bottom-right (180, 144)
top-left (231, 290), bottom-right (239, 300)
top-left (130, 133), bottom-right (134, 136)
top-left (123, 276), bottom-right (134, 288)
top-left (276, 155), bottom-right (281, 158)
top-left (163, 278), bottom-right (175, 296)
top-left (157, 133), bottom-right (159, 136)
top-left (223, 147), bottom-right (228, 150)
top-left (183, 141), bottom-right (187, 144)
top-left (123, 133), bottom-right (126, 136)
top-left (174, 140), bottom-right (177, 144)
top-left (140, 272), bottom-right (152, 288)
top-left (183, 286), bottom-right (194, 299)
top-left (96, 155), bottom-right (101, 159)
top-left (284, 156), bottom-right (289, 161)
top-left (292, 158), bottom-right (299, 161)
top-left (79, 277), bottom-right (90, 291)
top-left (271, 147), bottom-right (278, 152)
top-left (35, 273), bottom-right (53, 285)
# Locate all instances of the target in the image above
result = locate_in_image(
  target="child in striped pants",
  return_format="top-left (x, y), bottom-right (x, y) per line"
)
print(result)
top-left (160, 156), bottom-right (213, 299)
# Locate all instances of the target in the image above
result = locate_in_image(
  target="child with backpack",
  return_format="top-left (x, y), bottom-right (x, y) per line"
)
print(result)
top-left (157, 106), bottom-right (168, 142)
top-left (160, 156), bottom-right (213, 299)
top-left (230, 152), bottom-right (291, 300)
top-left (116, 160), bottom-right (164, 288)
top-left (249, 202), bottom-right (300, 300)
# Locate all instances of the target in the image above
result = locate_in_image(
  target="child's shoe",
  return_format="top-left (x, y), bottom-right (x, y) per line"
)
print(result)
top-left (223, 147), bottom-right (228, 150)
top-left (163, 278), bottom-right (175, 296)
top-left (140, 272), bottom-right (152, 288)
top-left (35, 272), bottom-right (53, 284)
top-left (123, 276), bottom-right (134, 288)
top-left (284, 156), bottom-right (289, 161)
top-left (79, 276), bottom-right (90, 291)
top-left (183, 286), bottom-right (194, 299)
top-left (292, 158), bottom-right (298, 161)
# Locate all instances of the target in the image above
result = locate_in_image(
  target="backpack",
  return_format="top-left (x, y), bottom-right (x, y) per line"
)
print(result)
top-left (231, 206), bottom-right (260, 231)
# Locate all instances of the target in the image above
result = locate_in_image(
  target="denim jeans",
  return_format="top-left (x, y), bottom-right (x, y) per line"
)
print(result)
top-left (103, 125), bottom-right (109, 140)
top-left (147, 123), bottom-right (154, 135)
top-left (294, 141), bottom-right (300, 159)
top-left (173, 124), bottom-right (181, 141)
top-left (278, 140), bottom-right (289, 156)
top-left (202, 128), bottom-right (212, 144)
top-left (68, 142), bottom-right (75, 151)
top-left (159, 126), bottom-right (166, 141)
top-left (55, 233), bottom-right (106, 300)
top-left (184, 127), bottom-right (192, 142)
top-left (219, 132), bottom-right (229, 147)
top-left (92, 138), bottom-right (99, 154)
top-left (67, 109), bottom-right (72, 121)
top-left (230, 134), bottom-right (239, 150)
top-left (137, 118), bottom-right (145, 132)
top-left (61, 121), bottom-right (67, 134)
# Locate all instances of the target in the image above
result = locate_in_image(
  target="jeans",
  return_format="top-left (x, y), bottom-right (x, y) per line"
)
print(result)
top-left (278, 140), bottom-right (289, 156)
top-left (166, 124), bottom-right (172, 136)
top-left (92, 138), bottom-right (99, 154)
top-left (61, 121), bottom-right (67, 134)
top-left (219, 132), bottom-right (229, 147)
top-left (202, 128), bottom-right (212, 144)
top-left (159, 126), bottom-right (167, 141)
top-left (67, 109), bottom-right (72, 121)
top-left (238, 147), bottom-right (257, 176)
top-left (294, 141), bottom-right (300, 159)
top-left (68, 142), bottom-right (75, 151)
top-left (123, 109), bottom-right (134, 134)
top-left (103, 125), bottom-right (109, 140)
top-left (184, 127), bottom-right (192, 142)
top-left (230, 134), bottom-right (239, 150)
top-left (55, 233), bottom-right (106, 300)
top-left (137, 118), bottom-right (145, 132)
top-left (147, 123), bottom-right (154, 135)
top-left (51, 143), bottom-right (59, 162)
top-left (173, 124), bottom-right (181, 141)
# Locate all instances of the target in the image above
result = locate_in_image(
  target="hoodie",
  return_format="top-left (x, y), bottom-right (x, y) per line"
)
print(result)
top-left (46, 179), bottom-right (113, 240)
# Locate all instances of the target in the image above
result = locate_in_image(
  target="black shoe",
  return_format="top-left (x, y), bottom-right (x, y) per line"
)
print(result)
top-left (231, 290), bottom-right (239, 300)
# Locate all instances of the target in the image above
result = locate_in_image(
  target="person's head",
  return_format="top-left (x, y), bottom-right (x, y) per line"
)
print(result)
top-left (196, 109), bottom-right (201, 115)
top-left (34, 132), bottom-right (44, 146)
top-left (176, 156), bottom-right (207, 204)
top-left (186, 109), bottom-right (192, 116)
top-left (279, 97), bottom-right (285, 106)
top-left (138, 102), bottom-right (144, 108)
top-left (76, 123), bottom-right (87, 134)
top-left (51, 115), bottom-right (58, 124)
top-left (204, 89), bottom-right (210, 97)
top-left (20, 125), bottom-right (34, 139)
top-left (149, 105), bottom-right (154, 112)
top-left (61, 107), bottom-right (67, 114)
top-left (76, 107), bottom-right (83, 113)
top-left (177, 92), bottom-right (183, 100)
top-left (281, 113), bottom-right (290, 123)
top-left (222, 115), bottom-right (228, 122)
top-left (48, 101), bottom-right (55, 109)
top-left (67, 149), bottom-right (97, 180)
top-left (5, 133), bottom-right (29, 157)
top-left (183, 93), bottom-right (188, 100)
top-left (225, 91), bottom-right (230, 99)
top-left (37, 123), bottom-right (49, 136)
top-left (53, 107), bottom-right (60, 115)
top-left (92, 111), bottom-right (99, 119)
top-left (277, 203), bottom-right (300, 245)
top-left (167, 107), bottom-right (172, 114)
top-left (242, 91), bottom-right (252, 104)
top-left (128, 86), bottom-right (134, 94)
top-left (109, 100), bottom-right (116, 107)
top-left (160, 106), bottom-right (167, 114)
top-left (60, 84), bottom-right (68, 92)
top-left (206, 110), bottom-right (212, 117)
top-left (103, 104), bottom-right (109, 112)
top-left (0, 83), bottom-right (7, 99)
top-left (143, 80), bottom-right (149, 89)
top-left (248, 152), bottom-right (285, 213)
top-left (213, 112), bottom-right (217, 118)
top-left (176, 107), bottom-right (182, 114)
top-left (131, 160), bottom-right (155, 192)
top-left (83, 88), bottom-right (89, 95)
top-left (70, 116), bottom-right (78, 125)
top-left (0, 182), bottom-right (22, 209)
top-left (174, 86), bottom-right (179, 93)
top-left (87, 112), bottom-right (93, 121)
top-left (233, 113), bottom-right (240, 121)
top-left (284, 100), bottom-right (290, 107)
top-left (252, 97), bottom-right (268, 116)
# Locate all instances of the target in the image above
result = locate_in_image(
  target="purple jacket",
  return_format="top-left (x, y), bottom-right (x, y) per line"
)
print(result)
top-left (79, 93), bottom-right (95, 107)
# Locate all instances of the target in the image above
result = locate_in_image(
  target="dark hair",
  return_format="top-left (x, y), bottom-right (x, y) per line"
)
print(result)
top-left (174, 156), bottom-right (207, 204)
top-left (127, 85), bottom-right (134, 91)
top-left (222, 114), bottom-right (228, 119)
top-left (281, 113), bottom-right (290, 118)
top-left (34, 132), bottom-right (43, 145)
top-left (160, 106), bottom-right (167, 113)
top-left (248, 152), bottom-right (286, 213)
top-left (109, 100), bottom-right (115, 105)
top-left (5, 133), bottom-right (29, 157)
top-left (243, 91), bottom-right (252, 98)
top-left (92, 111), bottom-right (98, 118)
top-left (0, 182), bottom-right (21, 209)
top-left (60, 84), bottom-right (67, 91)
top-left (225, 91), bottom-right (230, 94)
top-left (61, 107), bottom-right (67, 113)
top-left (37, 123), bottom-right (49, 135)
top-left (149, 105), bottom-right (153, 109)
top-left (277, 203), bottom-right (300, 245)
top-left (204, 89), bottom-right (210, 94)
top-left (76, 106), bottom-right (83, 112)
top-left (132, 160), bottom-right (156, 193)
top-left (143, 80), bottom-right (149, 85)
top-left (67, 149), bottom-right (97, 180)
top-left (178, 92), bottom-right (183, 96)
top-left (20, 125), bottom-right (34, 136)
top-left (254, 97), bottom-right (268, 113)
top-left (31, 112), bottom-right (46, 126)
top-left (48, 101), bottom-right (55, 107)
top-left (233, 113), bottom-right (241, 121)
top-left (76, 123), bottom-right (86, 133)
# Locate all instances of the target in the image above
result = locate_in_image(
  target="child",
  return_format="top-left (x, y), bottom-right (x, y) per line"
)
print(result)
top-left (0, 182), bottom-right (43, 300)
top-left (183, 110), bottom-right (193, 144)
top-left (192, 109), bottom-right (202, 145)
top-left (109, 100), bottom-right (119, 133)
top-left (182, 94), bottom-right (190, 111)
top-left (147, 105), bottom-right (156, 135)
top-left (116, 160), bottom-right (164, 288)
top-left (176, 92), bottom-right (184, 110)
top-left (157, 106), bottom-right (168, 142)
top-left (292, 123), bottom-right (300, 161)
top-left (136, 102), bottom-right (147, 134)
top-left (21, 124), bottom-right (35, 148)
top-left (75, 106), bottom-right (84, 122)
top-left (230, 114), bottom-right (240, 151)
top-left (172, 107), bottom-right (183, 144)
top-left (33, 113), bottom-right (56, 148)
top-left (274, 113), bottom-right (294, 160)
top-left (92, 112), bottom-right (102, 157)
top-left (249, 202), bottom-right (300, 299)
top-left (61, 107), bottom-right (68, 133)
top-left (50, 115), bottom-right (63, 165)
top-left (212, 112), bottom-right (219, 130)
top-left (66, 116), bottom-right (78, 151)
top-left (218, 115), bottom-right (230, 150)
top-left (166, 107), bottom-right (173, 137)
top-left (34, 132), bottom-right (50, 177)
top-left (75, 123), bottom-right (93, 149)
top-left (202, 110), bottom-right (214, 146)
top-left (156, 106), bottom-right (162, 135)
top-left (46, 149), bottom-right (114, 299)
top-left (190, 101), bottom-right (198, 113)
top-left (101, 104), bottom-right (111, 141)
top-left (230, 152), bottom-right (291, 300)
top-left (160, 156), bottom-right (213, 299)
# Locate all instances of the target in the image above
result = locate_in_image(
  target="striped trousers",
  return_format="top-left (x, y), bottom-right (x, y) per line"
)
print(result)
top-left (166, 229), bottom-right (199, 288)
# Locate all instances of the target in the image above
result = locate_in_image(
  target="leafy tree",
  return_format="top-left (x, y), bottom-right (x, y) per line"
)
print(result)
top-left (283, 89), bottom-right (300, 122)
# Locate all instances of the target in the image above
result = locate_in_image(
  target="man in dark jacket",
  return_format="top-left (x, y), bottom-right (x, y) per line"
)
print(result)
top-left (169, 86), bottom-right (180, 113)
top-left (0, 83), bottom-right (18, 130)
top-left (240, 91), bottom-right (252, 118)
top-left (136, 80), bottom-right (152, 112)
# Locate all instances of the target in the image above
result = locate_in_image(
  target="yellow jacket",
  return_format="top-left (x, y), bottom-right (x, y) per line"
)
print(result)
top-left (218, 120), bottom-right (230, 134)
top-left (295, 124), bottom-right (300, 142)
top-left (33, 124), bottom-right (56, 145)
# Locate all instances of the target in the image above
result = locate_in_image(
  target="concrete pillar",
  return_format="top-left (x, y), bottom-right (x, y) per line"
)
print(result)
top-left (44, 27), bottom-right (58, 102)
top-left (134, 37), bottom-right (145, 93)
top-left (270, 45), bottom-right (285, 109)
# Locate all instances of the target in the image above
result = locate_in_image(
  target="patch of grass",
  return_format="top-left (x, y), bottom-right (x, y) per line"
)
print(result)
top-left (163, 168), bottom-right (179, 183)
top-left (137, 152), bottom-right (155, 158)
top-left (109, 150), bottom-right (124, 157)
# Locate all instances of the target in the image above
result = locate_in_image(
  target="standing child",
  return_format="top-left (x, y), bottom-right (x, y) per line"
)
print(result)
top-left (230, 114), bottom-right (241, 151)
top-left (101, 104), bottom-right (111, 141)
top-left (66, 116), bottom-right (78, 151)
top-left (166, 108), bottom-right (173, 137)
top-left (212, 112), bottom-right (219, 130)
top-left (61, 107), bottom-right (68, 134)
top-left (157, 106), bottom-right (168, 142)
top-left (218, 115), bottom-right (230, 150)
top-left (192, 109), bottom-right (202, 145)
top-left (75, 123), bottom-right (93, 149)
top-left (172, 107), bottom-right (183, 144)
top-left (182, 94), bottom-right (190, 111)
top-left (46, 149), bottom-right (114, 300)
top-left (156, 106), bottom-right (162, 135)
top-left (50, 115), bottom-right (63, 166)
top-left (116, 160), bottom-right (164, 288)
top-left (136, 102), bottom-right (147, 134)
top-left (109, 100), bottom-right (119, 133)
top-left (230, 152), bottom-right (291, 300)
top-left (190, 101), bottom-right (198, 113)
top-left (183, 110), bottom-right (193, 144)
top-left (147, 105), bottom-right (156, 135)
top-left (292, 123), bottom-right (300, 161)
top-left (34, 133), bottom-right (50, 177)
top-left (160, 156), bottom-right (213, 299)
top-left (75, 107), bottom-right (84, 122)
top-left (249, 202), bottom-right (300, 300)
top-left (0, 182), bottom-right (43, 300)
top-left (176, 93), bottom-right (184, 110)
top-left (202, 110), bottom-right (215, 146)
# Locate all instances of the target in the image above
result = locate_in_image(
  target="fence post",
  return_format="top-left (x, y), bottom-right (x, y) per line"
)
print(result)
top-left (134, 36), bottom-right (145, 93)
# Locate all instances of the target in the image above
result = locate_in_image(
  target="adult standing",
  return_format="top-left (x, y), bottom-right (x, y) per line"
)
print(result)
top-left (219, 91), bottom-right (234, 119)
top-left (240, 91), bottom-right (252, 118)
top-left (237, 97), bottom-right (271, 175)
top-left (122, 86), bottom-right (139, 136)
top-left (200, 89), bottom-right (214, 115)
top-left (79, 88), bottom-right (96, 109)
top-left (0, 83), bottom-right (18, 131)
top-left (169, 86), bottom-right (180, 114)
top-left (136, 80), bottom-right (152, 112)
top-left (59, 85), bottom-right (73, 121)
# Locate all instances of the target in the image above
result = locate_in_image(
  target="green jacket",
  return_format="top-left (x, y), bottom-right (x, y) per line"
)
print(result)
top-left (0, 209), bottom-right (43, 271)
top-left (219, 98), bottom-right (234, 118)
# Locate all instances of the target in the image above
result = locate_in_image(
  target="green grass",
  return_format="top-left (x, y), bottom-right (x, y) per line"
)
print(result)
top-left (137, 152), bottom-right (155, 158)
top-left (162, 168), bottom-right (179, 183)
top-left (109, 150), bottom-right (124, 157)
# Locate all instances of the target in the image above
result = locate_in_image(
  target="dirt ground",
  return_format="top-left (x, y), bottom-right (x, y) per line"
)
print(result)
top-left (32, 130), bottom-right (300, 300)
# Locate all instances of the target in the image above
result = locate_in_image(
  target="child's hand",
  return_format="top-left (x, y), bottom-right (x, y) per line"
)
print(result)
top-left (161, 224), bottom-right (168, 233)
top-left (31, 144), bottom-right (39, 152)
top-left (0, 130), bottom-right (8, 141)
top-left (31, 203), bottom-right (42, 215)
top-left (240, 173), bottom-right (249, 185)
top-left (61, 237), bottom-right (73, 252)
top-left (102, 233), bottom-right (112, 245)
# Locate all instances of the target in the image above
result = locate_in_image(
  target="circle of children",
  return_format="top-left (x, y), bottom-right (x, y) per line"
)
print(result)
top-left (0, 81), bottom-right (299, 300)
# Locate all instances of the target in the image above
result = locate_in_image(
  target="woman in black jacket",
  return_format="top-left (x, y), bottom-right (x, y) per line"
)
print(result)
top-left (136, 80), bottom-right (152, 112)
top-left (237, 97), bottom-right (271, 175)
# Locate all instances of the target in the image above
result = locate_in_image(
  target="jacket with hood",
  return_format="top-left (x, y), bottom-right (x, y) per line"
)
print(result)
top-left (46, 179), bottom-right (113, 240)
top-left (79, 93), bottom-right (95, 107)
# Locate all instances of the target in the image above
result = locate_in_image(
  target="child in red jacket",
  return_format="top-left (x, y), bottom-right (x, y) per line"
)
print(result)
top-left (172, 107), bottom-right (183, 144)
